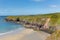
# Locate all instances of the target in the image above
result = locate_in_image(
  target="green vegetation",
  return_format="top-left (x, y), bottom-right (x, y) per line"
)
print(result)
top-left (6, 13), bottom-right (60, 26)
top-left (46, 30), bottom-right (60, 40)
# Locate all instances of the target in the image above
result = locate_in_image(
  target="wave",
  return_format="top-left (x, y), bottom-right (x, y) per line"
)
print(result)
top-left (0, 28), bottom-right (25, 36)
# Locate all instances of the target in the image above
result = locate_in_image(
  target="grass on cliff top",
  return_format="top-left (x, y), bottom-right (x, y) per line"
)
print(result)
top-left (7, 13), bottom-right (60, 26)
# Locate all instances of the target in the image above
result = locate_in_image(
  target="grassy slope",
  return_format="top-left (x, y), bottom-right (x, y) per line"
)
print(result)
top-left (7, 13), bottom-right (60, 40)
top-left (46, 30), bottom-right (60, 40)
top-left (7, 13), bottom-right (60, 26)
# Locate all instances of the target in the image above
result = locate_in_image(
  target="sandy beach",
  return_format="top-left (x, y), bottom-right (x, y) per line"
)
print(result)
top-left (0, 28), bottom-right (50, 40)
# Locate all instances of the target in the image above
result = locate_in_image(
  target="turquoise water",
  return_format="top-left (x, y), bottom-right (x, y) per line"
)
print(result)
top-left (0, 16), bottom-right (23, 33)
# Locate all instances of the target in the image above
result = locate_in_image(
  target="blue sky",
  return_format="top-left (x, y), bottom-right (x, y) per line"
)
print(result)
top-left (0, 0), bottom-right (60, 15)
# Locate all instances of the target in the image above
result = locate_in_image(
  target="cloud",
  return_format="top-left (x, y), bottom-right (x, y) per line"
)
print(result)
top-left (50, 5), bottom-right (58, 8)
top-left (33, 0), bottom-right (42, 1)
top-left (32, 0), bottom-right (44, 2)
top-left (0, 9), bottom-right (20, 15)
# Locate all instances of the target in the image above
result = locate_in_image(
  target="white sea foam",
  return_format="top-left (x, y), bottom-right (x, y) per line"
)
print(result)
top-left (0, 28), bottom-right (25, 36)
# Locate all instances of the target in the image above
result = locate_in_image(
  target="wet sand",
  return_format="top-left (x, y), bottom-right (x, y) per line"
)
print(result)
top-left (0, 28), bottom-right (50, 40)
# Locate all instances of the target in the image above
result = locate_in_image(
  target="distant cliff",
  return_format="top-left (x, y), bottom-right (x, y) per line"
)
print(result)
top-left (5, 13), bottom-right (60, 26)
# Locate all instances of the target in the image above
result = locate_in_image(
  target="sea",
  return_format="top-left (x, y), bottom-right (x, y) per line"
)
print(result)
top-left (0, 16), bottom-right (24, 34)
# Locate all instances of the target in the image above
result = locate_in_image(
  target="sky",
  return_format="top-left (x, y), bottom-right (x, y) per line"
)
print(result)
top-left (0, 0), bottom-right (60, 15)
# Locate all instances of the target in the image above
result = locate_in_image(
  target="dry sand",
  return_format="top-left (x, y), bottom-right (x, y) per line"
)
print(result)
top-left (0, 28), bottom-right (50, 40)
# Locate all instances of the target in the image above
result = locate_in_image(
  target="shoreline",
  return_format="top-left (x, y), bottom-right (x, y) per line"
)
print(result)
top-left (0, 27), bottom-right (25, 36)
top-left (0, 27), bottom-right (50, 40)
top-left (0, 28), bottom-right (33, 40)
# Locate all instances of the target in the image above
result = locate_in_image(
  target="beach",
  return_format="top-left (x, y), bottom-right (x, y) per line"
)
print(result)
top-left (0, 28), bottom-right (50, 40)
